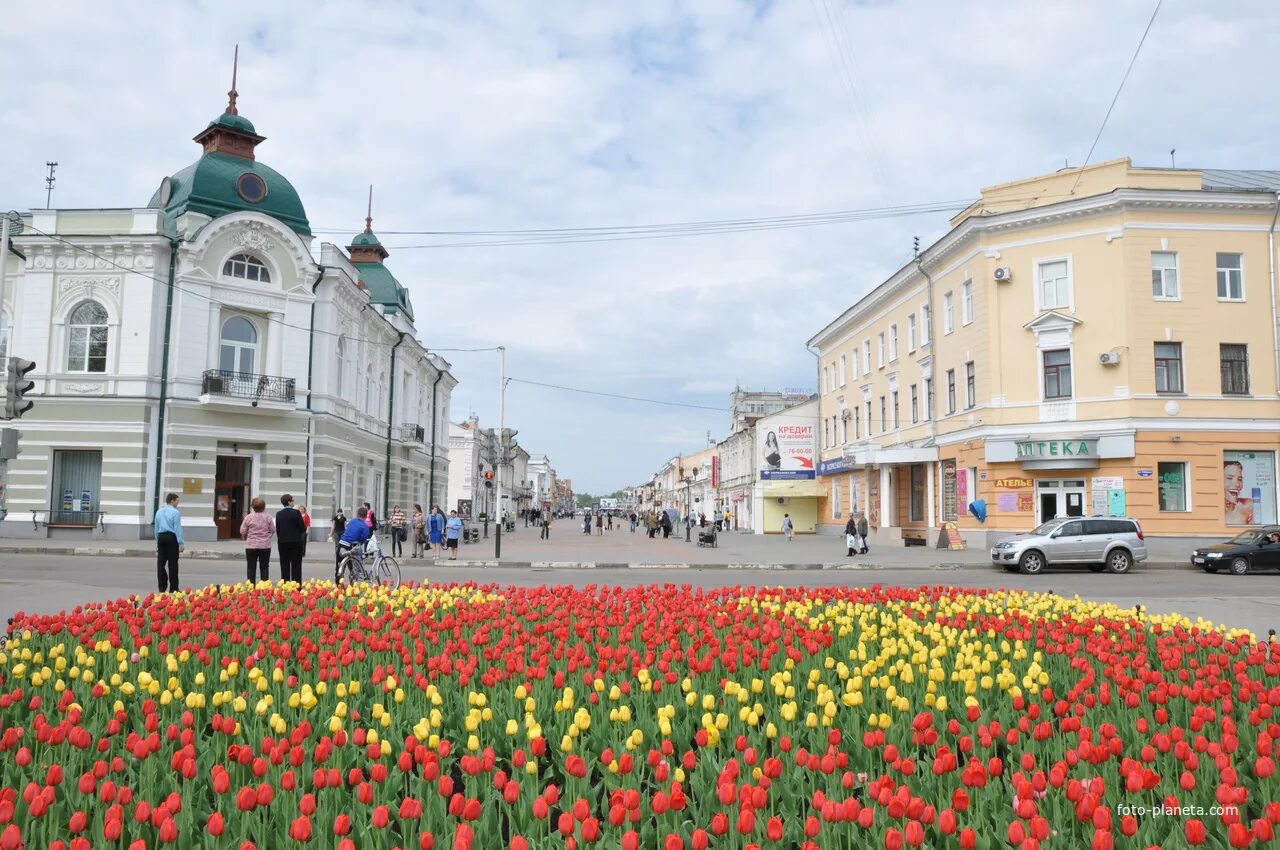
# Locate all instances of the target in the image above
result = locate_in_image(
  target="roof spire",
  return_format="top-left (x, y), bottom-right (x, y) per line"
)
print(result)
top-left (227, 44), bottom-right (240, 115)
top-left (364, 184), bottom-right (374, 234)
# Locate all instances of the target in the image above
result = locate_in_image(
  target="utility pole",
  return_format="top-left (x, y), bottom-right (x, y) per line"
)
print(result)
top-left (44, 163), bottom-right (57, 209)
top-left (495, 345), bottom-right (506, 559)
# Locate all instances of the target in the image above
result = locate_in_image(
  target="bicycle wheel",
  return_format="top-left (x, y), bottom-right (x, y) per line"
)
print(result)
top-left (336, 554), bottom-right (353, 585)
top-left (376, 556), bottom-right (401, 589)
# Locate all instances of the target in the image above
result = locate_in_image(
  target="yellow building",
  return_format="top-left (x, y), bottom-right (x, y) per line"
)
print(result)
top-left (808, 158), bottom-right (1280, 545)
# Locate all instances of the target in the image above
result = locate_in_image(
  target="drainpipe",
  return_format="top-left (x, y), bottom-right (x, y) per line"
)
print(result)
top-left (913, 251), bottom-right (938, 442)
top-left (303, 269), bottom-right (325, 518)
top-left (150, 237), bottom-right (180, 519)
top-left (428, 368), bottom-right (444, 508)
top-left (1268, 193), bottom-right (1280, 395)
top-left (384, 331), bottom-right (407, 512)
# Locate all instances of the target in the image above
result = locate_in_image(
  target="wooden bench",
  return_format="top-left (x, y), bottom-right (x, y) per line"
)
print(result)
top-left (901, 528), bottom-right (929, 547)
top-left (31, 510), bottom-right (108, 533)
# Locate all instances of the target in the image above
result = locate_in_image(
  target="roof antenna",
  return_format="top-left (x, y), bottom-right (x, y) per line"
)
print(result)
top-left (227, 45), bottom-right (240, 115)
top-left (912, 235), bottom-right (920, 259)
top-left (364, 184), bottom-right (374, 234)
top-left (1170, 148), bottom-right (1176, 168)
top-left (44, 161), bottom-right (57, 208)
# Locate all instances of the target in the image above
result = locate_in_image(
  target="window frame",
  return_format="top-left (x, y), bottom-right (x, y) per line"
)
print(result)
top-left (1220, 343), bottom-right (1249, 395)
top-left (924, 377), bottom-right (932, 420)
top-left (335, 336), bottom-right (348, 395)
top-left (891, 390), bottom-right (899, 430)
top-left (920, 304), bottom-right (931, 345)
top-left (66, 300), bottom-right (110, 374)
top-left (1154, 342), bottom-right (1184, 394)
top-left (907, 313), bottom-right (916, 352)
top-left (946, 369), bottom-right (956, 415)
top-left (877, 334), bottom-right (885, 368)
top-left (1157, 460), bottom-right (1190, 512)
top-left (943, 292), bottom-right (954, 334)
top-left (218, 315), bottom-right (260, 375)
top-left (865, 399), bottom-right (872, 436)
top-left (838, 354), bottom-right (847, 387)
top-left (889, 324), bottom-right (899, 362)
top-left (1041, 348), bottom-right (1073, 401)
top-left (879, 396), bottom-right (886, 432)
top-left (222, 253), bottom-right (272, 283)
top-left (1035, 256), bottom-right (1073, 312)
top-left (965, 361), bottom-right (976, 409)
top-left (1216, 252), bottom-right (1244, 301)
top-left (961, 280), bottom-right (974, 325)
top-left (1150, 251), bottom-right (1180, 301)
top-left (863, 340), bottom-right (871, 377)
top-left (910, 383), bottom-right (919, 424)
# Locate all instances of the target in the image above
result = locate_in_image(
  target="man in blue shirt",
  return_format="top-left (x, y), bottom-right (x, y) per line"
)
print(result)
top-left (337, 506), bottom-right (372, 581)
top-left (445, 510), bottom-right (464, 560)
top-left (153, 492), bottom-right (184, 593)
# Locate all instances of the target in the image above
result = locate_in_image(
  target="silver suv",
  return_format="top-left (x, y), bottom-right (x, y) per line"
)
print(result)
top-left (990, 517), bottom-right (1147, 575)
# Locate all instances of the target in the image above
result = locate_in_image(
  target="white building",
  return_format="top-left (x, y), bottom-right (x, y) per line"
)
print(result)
top-left (527, 454), bottom-right (556, 511)
top-left (446, 417), bottom-right (485, 520)
top-left (0, 83), bottom-right (455, 540)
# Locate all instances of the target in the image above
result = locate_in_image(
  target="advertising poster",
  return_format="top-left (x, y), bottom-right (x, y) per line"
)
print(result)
top-left (996, 493), bottom-right (1018, 513)
top-left (956, 468), bottom-right (969, 515)
top-left (759, 420), bottom-right (815, 480)
top-left (1224, 450), bottom-right (1277, 525)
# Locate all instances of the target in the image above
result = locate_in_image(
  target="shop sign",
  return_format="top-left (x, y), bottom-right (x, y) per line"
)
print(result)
top-left (941, 521), bottom-right (965, 550)
top-left (760, 420), bottom-right (816, 480)
top-left (817, 457), bottom-right (851, 476)
top-left (182, 477), bottom-right (203, 494)
top-left (996, 493), bottom-right (1017, 512)
top-left (1136, 469), bottom-right (1153, 478)
top-left (993, 477), bottom-right (1033, 489)
top-left (710, 455), bottom-right (720, 488)
top-left (1016, 439), bottom-right (1096, 459)
top-left (1091, 476), bottom-right (1124, 491)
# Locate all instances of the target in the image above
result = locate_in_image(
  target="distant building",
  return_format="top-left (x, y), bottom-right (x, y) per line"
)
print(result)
top-left (730, 388), bottom-right (812, 434)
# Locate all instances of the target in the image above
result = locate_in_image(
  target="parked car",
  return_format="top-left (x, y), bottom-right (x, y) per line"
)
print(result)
top-left (1191, 526), bottom-right (1280, 575)
top-left (990, 516), bottom-right (1147, 575)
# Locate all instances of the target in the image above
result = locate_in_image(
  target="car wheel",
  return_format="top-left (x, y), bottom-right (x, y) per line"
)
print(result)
top-left (1229, 556), bottom-right (1250, 576)
top-left (1107, 549), bottom-right (1132, 574)
top-left (1018, 551), bottom-right (1045, 575)
top-left (1087, 564), bottom-right (1105, 573)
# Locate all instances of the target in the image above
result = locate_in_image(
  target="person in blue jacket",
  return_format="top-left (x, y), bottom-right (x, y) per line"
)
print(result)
top-left (428, 506), bottom-right (446, 559)
top-left (336, 506), bottom-right (372, 581)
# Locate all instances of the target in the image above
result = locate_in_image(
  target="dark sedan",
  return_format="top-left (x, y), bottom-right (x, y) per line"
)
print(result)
top-left (1192, 527), bottom-right (1280, 575)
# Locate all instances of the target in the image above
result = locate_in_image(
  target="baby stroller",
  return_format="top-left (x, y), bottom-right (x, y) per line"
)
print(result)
top-left (697, 526), bottom-right (718, 547)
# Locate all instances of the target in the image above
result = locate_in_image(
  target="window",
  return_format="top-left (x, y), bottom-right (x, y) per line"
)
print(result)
top-left (335, 336), bottom-right (348, 395)
top-left (218, 316), bottom-right (258, 374)
top-left (965, 362), bottom-right (975, 409)
top-left (222, 253), bottom-right (271, 283)
top-left (962, 280), bottom-right (973, 324)
top-left (66, 301), bottom-right (109, 373)
top-left (891, 391), bottom-right (899, 429)
top-left (838, 354), bottom-right (847, 387)
top-left (877, 334), bottom-right (885, 368)
top-left (1155, 343), bottom-right (1183, 393)
top-left (907, 314), bottom-right (916, 352)
top-left (1221, 344), bottom-right (1249, 395)
top-left (910, 384), bottom-right (919, 424)
top-left (1042, 349), bottom-right (1072, 400)
top-left (889, 325), bottom-right (899, 361)
top-left (854, 406), bottom-right (861, 440)
top-left (920, 305), bottom-right (931, 345)
top-left (823, 418), bottom-right (830, 448)
top-left (924, 377), bottom-right (932, 420)
top-left (1037, 260), bottom-right (1070, 310)
top-left (943, 293), bottom-right (954, 333)
top-left (832, 480), bottom-right (842, 519)
top-left (851, 349), bottom-right (859, 377)
top-left (0, 311), bottom-right (9, 363)
top-left (879, 396), bottom-right (886, 431)
top-left (1217, 253), bottom-right (1243, 300)
top-left (865, 399), bottom-right (873, 435)
top-left (1158, 461), bottom-right (1188, 512)
top-left (946, 369), bottom-right (956, 414)
top-left (909, 464), bottom-right (926, 523)
top-left (51, 449), bottom-right (102, 525)
top-left (863, 341), bottom-right (871, 376)
top-left (839, 414), bottom-right (846, 445)
top-left (1151, 251), bottom-right (1179, 300)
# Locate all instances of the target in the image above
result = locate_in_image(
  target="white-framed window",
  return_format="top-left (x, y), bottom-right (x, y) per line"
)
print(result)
top-left (961, 280), bottom-right (973, 324)
top-left (877, 334), bottom-right (885, 368)
top-left (0, 310), bottom-right (9, 363)
top-left (1217, 252), bottom-right (1244, 301)
top-left (865, 399), bottom-right (872, 435)
top-left (66, 300), bottom-right (109, 373)
top-left (1157, 461), bottom-right (1189, 512)
top-left (222, 253), bottom-right (271, 283)
top-left (1151, 251), bottom-right (1179, 300)
top-left (1036, 259), bottom-right (1071, 310)
top-left (946, 369), bottom-right (956, 414)
top-left (920, 304), bottom-right (931, 345)
top-left (823, 417), bottom-right (830, 448)
top-left (889, 324), bottom-right (899, 361)
top-left (218, 316), bottom-right (258, 374)
top-left (924, 377), bottom-right (932, 420)
top-left (907, 314), bottom-right (916, 352)
top-left (965, 361), bottom-right (976, 409)
top-left (839, 414), bottom-right (847, 445)
top-left (1042, 348), bottom-right (1072, 400)
top-left (838, 354), bottom-right (847, 387)
top-left (910, 384), bottom-right (919, 424)
top-left (943, 293), bottom-right (954, 334)
top-left (891, 391), bottom-right (899, 429)
top-left (851, 348), bottom-right (860, 377)
top-left (854, 406), bottom-right (861, 439)
top-left (863, 340), bottom-right (871, 376)
top-left (335, 336), bottom-right (348, 395)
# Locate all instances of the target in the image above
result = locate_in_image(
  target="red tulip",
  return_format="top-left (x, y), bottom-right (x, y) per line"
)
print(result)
top-left (1185, 820), bottom-right (1207, 845)
top-left (333, 814), bottom-right (350, 835)
top-left (289, 817), bottom-right (312, 842)
top-left (621, 831), bottom-right (640, 850)
top-left (372, 806), bottom-right (390, 829)
top-left (766, 816), bottom-right (783, 842)
top-left (207, 812), bottom-right (225, 837)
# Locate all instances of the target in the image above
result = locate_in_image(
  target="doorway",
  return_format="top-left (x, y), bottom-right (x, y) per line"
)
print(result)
top-left (1036, 479), bottom-right (1085, 524)
top-left (215, 455), bottom-right (252, 540)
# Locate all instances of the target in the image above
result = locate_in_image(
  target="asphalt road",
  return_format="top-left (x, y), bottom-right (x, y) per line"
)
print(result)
top-left (2, 553), bottom-right (1277, 639)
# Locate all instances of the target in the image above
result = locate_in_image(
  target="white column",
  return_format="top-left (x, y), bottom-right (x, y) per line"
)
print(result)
top-left (926, 462), bottom-right (936, 528)
top-left (880, 465), bottom-right (892, 527)
top-left (266, 312), bottom-right (284, 376)
top-left (208, 309), bottom-right (221, 370)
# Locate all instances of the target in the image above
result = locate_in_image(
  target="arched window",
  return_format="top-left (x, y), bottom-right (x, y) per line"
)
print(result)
top-left (335, 336), bottom-right (347, 395)
top-left (222, 253), bottom-right (271, 283)
top-left (219, 316), bottom-right (258, 374)
top-left (0, 310), bottom-right (9, 363)
top-left (67, 301), bottom-right (109, 373)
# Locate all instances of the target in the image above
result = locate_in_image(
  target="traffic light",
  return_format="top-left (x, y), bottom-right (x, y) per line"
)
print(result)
top-left (4, 358), bottom-right (35, 420)
top-left (0, 428), bottom-right (20, 461)
top-left (483, 469), bottom-right (494, 489)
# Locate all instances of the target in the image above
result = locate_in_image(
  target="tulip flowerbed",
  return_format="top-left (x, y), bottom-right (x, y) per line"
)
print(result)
top-left (1, 583), bottom-right (1279, 850)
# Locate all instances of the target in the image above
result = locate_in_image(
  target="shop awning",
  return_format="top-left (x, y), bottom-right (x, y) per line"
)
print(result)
top-left (760, 480), bottom-right (826, 498)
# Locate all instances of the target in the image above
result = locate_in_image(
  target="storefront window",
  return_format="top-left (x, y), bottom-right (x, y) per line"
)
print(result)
top-left (942, 460), bottom-right (958, 521)
top-left (909, 464), bottom-right (926, 522)
top-left (832, 481), bottom-right (842, 519)
top-left (1158, 462), bottom-right (1188, 512)
top-left (1224, 451), bottom-right (1277, 525)
top-left (51, 450), bottom-right (102, 525)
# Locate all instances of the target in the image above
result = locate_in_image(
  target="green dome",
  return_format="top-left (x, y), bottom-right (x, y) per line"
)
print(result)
top-left (148, 151), bottom-right (311, 237)
top-left (350, 231), bottom-right (383, 247)
top-left (209, 111), bottom-right (257, 135)
top-left (354, 261), bottom-right (415, 322)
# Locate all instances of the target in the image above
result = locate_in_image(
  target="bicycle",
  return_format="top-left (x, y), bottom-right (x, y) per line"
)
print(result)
top-left (336, 533), bottom-right (402, 589)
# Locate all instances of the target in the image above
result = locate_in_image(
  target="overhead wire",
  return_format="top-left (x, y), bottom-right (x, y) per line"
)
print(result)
top-left (506, 378), bottom-right (729, 412)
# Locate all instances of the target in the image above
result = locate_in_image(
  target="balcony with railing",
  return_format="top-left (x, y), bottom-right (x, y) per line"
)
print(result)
top-left (400, 423), bottom-right (426, 444)
top-left (201, 369), bottom-right (296, 409)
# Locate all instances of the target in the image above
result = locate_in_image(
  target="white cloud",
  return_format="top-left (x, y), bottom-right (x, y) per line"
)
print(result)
top-left (4, 0), bottom-right (1279, 492)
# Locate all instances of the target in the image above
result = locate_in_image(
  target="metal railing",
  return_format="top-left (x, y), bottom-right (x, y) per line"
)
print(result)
top-left (201, 369), bottom-right (296, 404)
top-left (399, 423), bottom-right (425, 443)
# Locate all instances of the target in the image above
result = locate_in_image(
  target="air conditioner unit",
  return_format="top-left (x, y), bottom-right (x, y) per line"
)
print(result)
top-left (776, 497), bottom-right (786, 504)
top-left (1099, 351), bottom-right (1121, 366)
top-left (993, 266), bottom-right (1012, 282)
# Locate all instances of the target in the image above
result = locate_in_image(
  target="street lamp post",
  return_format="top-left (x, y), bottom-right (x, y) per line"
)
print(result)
top-left (684, 475), bottom-right (693, 542)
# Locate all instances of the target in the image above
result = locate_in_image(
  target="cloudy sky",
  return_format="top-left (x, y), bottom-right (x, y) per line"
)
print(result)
top-left (4, 1), bottom-right (1278, 494)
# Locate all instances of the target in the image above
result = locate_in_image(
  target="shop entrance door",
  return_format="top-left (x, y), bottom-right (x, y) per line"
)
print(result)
top-left (215, 456), bottom-right (252, 540)
top-left (1036, 479), bottom-right (1086, 524)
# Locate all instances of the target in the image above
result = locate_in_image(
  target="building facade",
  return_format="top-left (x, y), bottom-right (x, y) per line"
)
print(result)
top-left (751, 398), bottom-right (820, 534)
top-left (808, 158), bottom-right (1280, 545)
top-left (527, 454), bottom-right (556, 511)
top-left (730, 388), bottom-right (810, 434)
top-left (0, 87), bottom-right (454, 540)
top-left (446, 417), bottom-right (484, 520)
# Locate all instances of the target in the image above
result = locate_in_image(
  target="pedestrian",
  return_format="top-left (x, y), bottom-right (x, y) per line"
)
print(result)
top-left (583, 513), bottom-right (591, 536)
top-left (410, 504), bottom-right (426, 559)
top-left (782, 513), bottom-right (794, 542)
top-left (724, 509), bottom-right (731, 531)
top-left (153, 492), bottom-right (183, 593)
top-left (445, 510), bottom-right (463, 560)
top-left (363, 501), bottom-right (378, 531)
top-left (389, 504), bottom-right (406, 557)
top-left (540, 513), bottom-right (551, 540)
top-left (429, 506), bottom-right (445, 558)
top-left (857, 512), bottom-right (870, 555)
top-left (275, 494), bottom-right (307, 583)
top-left (648, 512), bottom-right (658, 538)
top-left (297, 504), bottom-right (311, 560)
top-left (660, 512), bottom-right (672, 539)
top-left (240, 497), bottom-right (274, 583)
top-left (607, 513), bottom-right (613, 531)
top-left (629, 512), bottom-right (637, 533)
top-left (844, 514), bottom-right (857, 558)
top-left (596, 513), bottom-right (604, 536)
top-left (329, 507), bottom-right (347, 580)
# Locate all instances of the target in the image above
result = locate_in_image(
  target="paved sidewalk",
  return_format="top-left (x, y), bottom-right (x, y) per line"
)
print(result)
top-left (0, 525), bottom-right (1197, 570)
